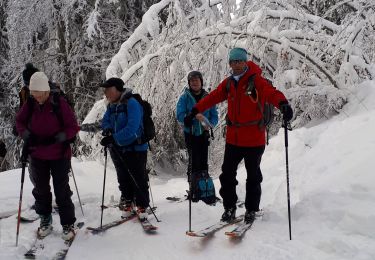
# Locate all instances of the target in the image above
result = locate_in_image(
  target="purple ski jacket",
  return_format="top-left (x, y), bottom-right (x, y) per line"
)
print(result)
top-left (16, 95), bottom-right (79, 160)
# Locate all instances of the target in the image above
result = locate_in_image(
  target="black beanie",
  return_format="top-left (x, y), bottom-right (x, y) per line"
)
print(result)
top-left (100, 77), bottom-right (124, 92)
top-left (22, 63), bottom-right (39, 86)
top-left (187, 71), bottom-right (203, 87)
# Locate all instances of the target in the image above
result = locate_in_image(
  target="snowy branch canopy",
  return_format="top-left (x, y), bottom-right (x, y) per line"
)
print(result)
top-left (81, 0), bottom-right (375, 168)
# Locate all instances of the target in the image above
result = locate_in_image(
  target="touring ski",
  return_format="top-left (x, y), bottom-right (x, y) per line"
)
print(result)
top-left (224, 220), bottom-right (255, 238)
top-left (86, 215), bottom-right (136, 234)
top-left (136, 211), bottom-right (158, 232)
top-left (225, 210), bottom-right (264, 238)
top-left (52, 222), bottom-right (84, 260)
top-left (186, 215), bottom-right (244, 237)
top-left (24, 233), bottom-right (47, 259)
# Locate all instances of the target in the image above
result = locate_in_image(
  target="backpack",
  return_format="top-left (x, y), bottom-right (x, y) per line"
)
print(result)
top-left (26, 82), bottom-right (76, 144)
top-left (124, 93), bottom-right (156, 147)
top-left (225, 75), bottom-right (275, 144)
top-left (190, 170), bottom-right (217, 205)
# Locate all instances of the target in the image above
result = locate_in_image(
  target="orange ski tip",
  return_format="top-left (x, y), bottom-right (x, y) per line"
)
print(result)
top-left (186, 231), bottom-right (197, 236)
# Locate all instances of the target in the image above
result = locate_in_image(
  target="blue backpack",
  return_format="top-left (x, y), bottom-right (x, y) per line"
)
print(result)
top-left (190, 170), bottom-right (216, 205)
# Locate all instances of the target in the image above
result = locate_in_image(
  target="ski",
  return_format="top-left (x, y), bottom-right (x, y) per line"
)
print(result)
top-left (24, 233), bottom-right (47, 259)
top-left (166, 196), bottom-right (186, 202)
top-left (136, 211), bottom-right (158, 232)
top-left (52, 222), bottom-right (85, 260)
top-left (225, 220), bottom-right (254, 238)
top-left (102, 204), bottom-right (157, 215)
top-left (186, 215), bottom-right (244, 237)
top-left (225, 210), bottom-right (264, 238)
top-left (166, 196), bottom-right (245, 208)
top-left (86, 215), bottom-right (136, 234)
top-left (138, 218), bottom-right (158, 232)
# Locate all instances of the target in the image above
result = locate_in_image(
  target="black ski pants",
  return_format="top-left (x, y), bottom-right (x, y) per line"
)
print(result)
top-left (185, 132), bottom-right (209, 176)
top-left (219, 143), bottom-right (265, 212)
top-left (29, 158), bottom-right (76, 225)
top-left (109, 148), bottom-right (150, 208)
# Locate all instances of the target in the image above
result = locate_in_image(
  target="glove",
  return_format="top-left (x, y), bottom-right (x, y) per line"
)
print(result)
top-left (184, 107), bottom-right (199, 128)
top-left (20, 145), bottom-right (29, 163)
top-left (21, 130), bottom-right (31, 142)
top-left (279, 101), bottom-right (293, 122)
top-left (54, 132), bottom-right (67, 143)
top-left (184, 114), bottom-right (194, 127)
top-left (12, 125), bottom-right (19, 136)
top-left (100, 135), bottom-right (115, 147)
top-left (102, 128), bottom-right (112, 137)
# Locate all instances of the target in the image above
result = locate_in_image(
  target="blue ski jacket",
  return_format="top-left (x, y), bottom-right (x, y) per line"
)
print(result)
top-left (176, 88), bottom-right (218, 136)
top-left (102, 90), bottom-right (148, 151)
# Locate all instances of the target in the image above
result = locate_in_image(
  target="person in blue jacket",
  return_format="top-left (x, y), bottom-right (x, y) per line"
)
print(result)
top-left (176, 71), bottom-right (218, 177)
top-left (100, 77), bottom-right (149, 221)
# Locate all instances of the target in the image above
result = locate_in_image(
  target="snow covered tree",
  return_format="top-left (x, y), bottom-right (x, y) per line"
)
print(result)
top-left (80, 0), bottom-right (374, 174)
top-left (0, 0), bottom-right (160, 169)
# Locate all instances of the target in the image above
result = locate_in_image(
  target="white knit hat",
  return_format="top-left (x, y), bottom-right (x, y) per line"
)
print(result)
top-left (29, 72), bottom-right (50, 91)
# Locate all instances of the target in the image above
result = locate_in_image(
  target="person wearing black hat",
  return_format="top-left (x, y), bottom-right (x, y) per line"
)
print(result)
top-left (19, 63), bottom-right (39, 108)
top-left (100, 77), bottom-right (150, 221)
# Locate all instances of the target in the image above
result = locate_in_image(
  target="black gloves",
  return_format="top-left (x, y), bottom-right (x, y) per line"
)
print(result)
top-left (100, 135), bottom-right (115, 147)
top-left (102, 128), bottom-right (112, 137)
top-left (54, 132), bottom-right (67, 143)
top-left (279, 101), bottom-right (293, 122)
top-left (21, 130), bottom-right (32, 142)
top-left (12, 125), bottom-right (18, 136)
top-left (184, 107), bottom-right (199, 127)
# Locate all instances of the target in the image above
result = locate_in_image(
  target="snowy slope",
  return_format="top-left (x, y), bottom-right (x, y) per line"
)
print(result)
top-left (0, 81), bottom-right (375, 260)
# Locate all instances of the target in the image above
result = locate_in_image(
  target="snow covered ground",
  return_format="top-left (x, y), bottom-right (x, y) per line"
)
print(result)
top-left (0, 81), bottom-right (375, 260)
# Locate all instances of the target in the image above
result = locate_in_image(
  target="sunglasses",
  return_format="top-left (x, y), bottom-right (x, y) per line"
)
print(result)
top-left (229, 60), bottom-right (246, 65)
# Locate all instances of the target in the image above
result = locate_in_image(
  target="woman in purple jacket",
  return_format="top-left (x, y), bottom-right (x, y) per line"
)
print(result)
top-left (16, 72), bottom-right (79, 241)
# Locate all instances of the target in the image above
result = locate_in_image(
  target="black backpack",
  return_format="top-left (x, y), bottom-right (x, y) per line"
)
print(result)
top-left (225, 75), bottom-right (275, 144)
top-left (124, 93), bottom-right (156, 147)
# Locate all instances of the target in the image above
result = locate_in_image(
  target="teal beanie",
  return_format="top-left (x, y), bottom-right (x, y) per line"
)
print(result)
top-left (229, 48), bottom-right (248, 61)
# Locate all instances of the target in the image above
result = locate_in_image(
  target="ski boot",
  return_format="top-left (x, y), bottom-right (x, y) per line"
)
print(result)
top-left (244, 210), bottom-right (256, 224)
top-left (61, 224), bottom-right (75, 241)
top-left (37, 214), bottom-right (52, 238)
top-left (137, 207), bottom-right (148, 222)
top-left (121, 200), bottom-right (134, 219)
top-left (221, 207), bottom-right (236, 222)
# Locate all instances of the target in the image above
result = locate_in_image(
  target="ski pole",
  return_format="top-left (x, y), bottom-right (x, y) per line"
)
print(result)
top-left (16, 142), bottom-right (28, 246)
top-left (100, 146), bottom-right (108, 229)
top-left (148, 180), bottom-right (155, 209)
top-left (283, 119), bottom-right (292, 240)
top-left (111, 146), bottom-right (160, 222)
top-left (188, 125), bottom-right (194, 232)
top-left (70, 165), bottom-right (84, 216)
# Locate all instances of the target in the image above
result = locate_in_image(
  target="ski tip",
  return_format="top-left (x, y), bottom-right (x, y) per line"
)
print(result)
top-left (185, 231), bottom-right (197, 237)
top-left (76, 222), bottom-right (85, 228)
top-left (224, 231), bottom-right (239, 238)
top-left (186, 231), bottom-right (205, 237)
top-left (144, 226), bottom-right (158, 232)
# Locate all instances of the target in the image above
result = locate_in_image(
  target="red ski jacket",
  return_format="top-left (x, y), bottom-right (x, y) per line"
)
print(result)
top-left (195, 61), bottom-right (288, 147)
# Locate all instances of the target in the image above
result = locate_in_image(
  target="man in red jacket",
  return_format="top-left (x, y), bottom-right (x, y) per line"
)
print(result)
top-left (16, 72), bottom-right (79, 240)
top-left (184, 47), bottom-right (293, 223)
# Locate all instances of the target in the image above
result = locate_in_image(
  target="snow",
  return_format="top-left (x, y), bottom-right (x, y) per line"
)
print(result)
top-left (1, 80), bottom-right (374, 259)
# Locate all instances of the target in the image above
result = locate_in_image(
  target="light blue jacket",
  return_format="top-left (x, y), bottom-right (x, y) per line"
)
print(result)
top-left (176, 88), bottom-right (218, 136)
top-left (102, 90), bottom-right (148, 151)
